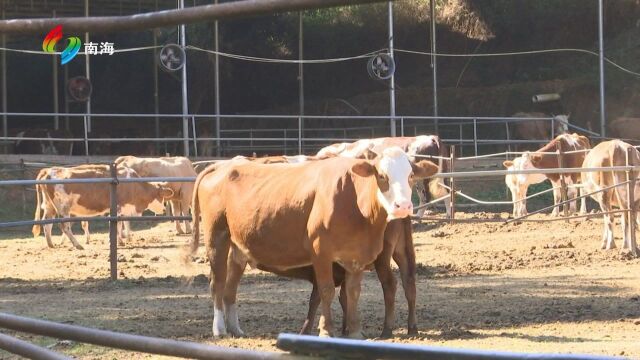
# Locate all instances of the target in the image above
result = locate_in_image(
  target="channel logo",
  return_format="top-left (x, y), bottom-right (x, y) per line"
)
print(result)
top-left (42, 25), bottom-right (81, 65)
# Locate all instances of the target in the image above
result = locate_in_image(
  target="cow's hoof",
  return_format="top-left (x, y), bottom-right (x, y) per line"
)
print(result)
top-left (229, 329), bottom-right (245, 338)
top-left (407, 325), bottom-right (418, 336)
top-left (74, 244), bottom-right (85, 250)
top-left (318, 329), bottom-right (334, 338)
top-left (379, 328), bottom-right (393, 339)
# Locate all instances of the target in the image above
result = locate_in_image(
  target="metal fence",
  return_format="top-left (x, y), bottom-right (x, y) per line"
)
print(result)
top-left (0, 313), bottom-right (624, 360)
top-left (0, 112), bottom-right (599, 158)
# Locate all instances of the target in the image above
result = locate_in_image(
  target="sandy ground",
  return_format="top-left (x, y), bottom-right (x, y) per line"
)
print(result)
top-left (1, 213), bottom-right (640, 359)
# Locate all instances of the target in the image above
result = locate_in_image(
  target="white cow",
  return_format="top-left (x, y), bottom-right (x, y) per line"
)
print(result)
top-left (503, 154), bottom-right (547, 218)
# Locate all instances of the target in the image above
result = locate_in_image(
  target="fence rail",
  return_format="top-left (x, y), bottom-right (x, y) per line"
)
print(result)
top-left (0, 112), bottom-right (599, 157)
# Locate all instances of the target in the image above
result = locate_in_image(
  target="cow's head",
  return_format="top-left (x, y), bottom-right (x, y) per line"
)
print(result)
top-left (351, 147), bottom-right (439, 220)
top-left (503, 160), bottom-right (514, 169)
top-left (148, 182), bottom-right (174, 214)
top-left (554, 114), bottom-right (570, 134)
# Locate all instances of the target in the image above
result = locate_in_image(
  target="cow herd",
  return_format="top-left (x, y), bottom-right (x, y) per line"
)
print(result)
top-left (29, 133), bottom-right (640, 339)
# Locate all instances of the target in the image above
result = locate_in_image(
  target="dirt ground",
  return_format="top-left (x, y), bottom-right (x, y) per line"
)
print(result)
top-left (1, 213), bottom-right (640, 359)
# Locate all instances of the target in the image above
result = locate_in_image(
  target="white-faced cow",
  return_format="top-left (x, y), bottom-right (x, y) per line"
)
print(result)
top-left (231, 154), bottom-right (425, 337)
top-left (115, 156), bottom-right (196, 234)
top-left (581, 140), bottom-right (640, 256)
top-left (316, 136), bottom-right (450, 217)
top-left (32, 164), bottom-right (173, 249)
top-left (189, 147), bottom-right (438, 338)
top-left (523, 133), bottom-right (591, 216)
top-left (503, 154), bottom-right (547, 218)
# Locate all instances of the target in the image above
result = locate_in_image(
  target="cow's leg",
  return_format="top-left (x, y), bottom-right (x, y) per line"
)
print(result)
top-left (374, 250), bottom-right (397, 338)
top-left (339, 283), bottom-right (348, 336)
top-left (551, 180), bottom-right (561, 217)
top-left (344, 269), bottom-right (364, 339)
top-left (210, 227), bottom-right (231, 337)
top-left (300, 283), bottom-right (320, 335)
top-left (508, 185), bottom-right (518, 218)
top-left (393, 247), bottom-right (418, 336)
top-left (223, 247), bottom-right (247, 337)
top-left (181, 195), bottom-right (192, 234)
top-left (621, 211), bottom-right (630, 250)
top-left (81, 221), bottom-right (90, 244)
top-left (599, 195), bottom-right (615, 250)
top-left (42, 207), bottom-right (56, 248)
top-left (579, 185), bottom-right (588, 215)
top-left (312, 253), bottom-right (336, 338)
top-left (171, 199), bottom-right (185, 234)
top-left (60, 220), bottom-right (84, 250)
top-left (414, 182), bottom-right (427, 218)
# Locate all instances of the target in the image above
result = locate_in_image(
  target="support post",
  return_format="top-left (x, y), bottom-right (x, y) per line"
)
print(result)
top-left (179, 0), bottom-right (190, 157)
top-left (626, 147), bottom-right (637, 256)
top-left (52, 11), bottom-right (59, 130)
top-left (20, 159), bottom-right (26, 216)
top-left (109, 163), bottom-right (118, 281)
top-left (449, 145), bottom-right (456, 223)
top-left (557, 148), bottom-right (569, 218)
top-left (298, 11), bottom-right (304, 155)
top-left (214, 0), bottom-right (221, 157)
top-left (388, 1), bottom-right (396, 137)
top-left (430, 0), bottom-right (438, 133)
top-left (473, 118), bottom-right (478, 157)
top-left (598, 0), bottom-right (606, 138)
top-left (84, 0), bottom-right (91, 133)
top-left (153, 24), bottom-right (160, 154)
top-left (63, 63), bottom-right (69, 131)
top-left (1, 8), bottom-right (7, 154)
top-left (191, 116), bottom-right (198, 157)
top-left (83, 115), bottom-right (89, 157)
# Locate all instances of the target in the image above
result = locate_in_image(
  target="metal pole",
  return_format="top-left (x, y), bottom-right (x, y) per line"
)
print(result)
top-left (626, 147), bottom-right (637, 256)
top-left (0, 332), bottom-right (70, 360)
top-left (109, 163), bottom-right (118, 280)
top-left (153, 1), bottom-right (160, 154)
top-left (214, 0), bottom-right (221, 157)
top-left (473, 118), bottom-right (477, 156)
top-left (180, 0), bottom-right (190, 157)
top-left (1, 8), bottom-right (6, 153)
top-left (84, 0), bottom-right (91, 133)
top-left (298, 11), bottom-right (304, 154)
top-left (83, 115), bottom-right (89, 157)
top-left (52, 11), bottom-right (59, 130)
top-left (449, 145), bottom-right (456, 222)
top-left (388, 1), bottom-right (396, 137)
top-left (63, 62), bottom-right (69, 130)
top-left (192, 115), bottom-right (198, 157)
top-left (430, 0), bottom-right (438, 133)
top-left (598, 0), bottom-right (606, 137)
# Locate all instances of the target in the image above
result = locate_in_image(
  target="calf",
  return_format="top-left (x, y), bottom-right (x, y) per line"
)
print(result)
top-left (581, 140), bottom-right (640, 255)
top-left (190, 148), bottom-right (438, 338)
top-left (32, 164), bottom-right (173, 249)
top-left (503, 154), bottom-right (547, 218)
top-left (115, 156), bottom-right (197, 234)
top-left (525, 133), bottom-right (591, 216)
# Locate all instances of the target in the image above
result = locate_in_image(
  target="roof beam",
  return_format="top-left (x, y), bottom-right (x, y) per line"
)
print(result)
top-left (0, 0), bottom-right (394, 34)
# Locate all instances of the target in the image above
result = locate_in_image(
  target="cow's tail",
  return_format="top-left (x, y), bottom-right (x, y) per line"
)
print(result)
top-left (427, 137), bottom-right (449, 201)
top-left (32, 169), bottom-right (49, 237)
top-left (32, 183), bottom-right (43, 237)
top-left (185, 163), bottom-right (220, 261)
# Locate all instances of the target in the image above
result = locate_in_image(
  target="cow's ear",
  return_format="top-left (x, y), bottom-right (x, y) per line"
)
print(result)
top-left (351, 161), bottom-right (377, 177)
top-left (362, 148), bottom-right (379, 160)
top-left (160, 187), bottom-right (174, 199)
top-left (412, 160), bottom-right (439, 179)
top-left (530, 154), bottom-right (543, 165)
top-left (503, 160), bottom-right (513, 168)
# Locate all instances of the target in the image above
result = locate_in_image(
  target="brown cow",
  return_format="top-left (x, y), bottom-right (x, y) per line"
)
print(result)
top-left (317, 135), bottom-right (450, 217)
top-left (115, 156), bottom-right (197, 234)
top-left (32, 164), bottom-right (173, 249)
top-left (189, 147), bottom-right (438, 338)
top-left (526, 133), bottom-right (591, 216)
top-left (239, 154), bottom-right (420, 337)
top-left (581, 140), bottom-right (640, 256)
